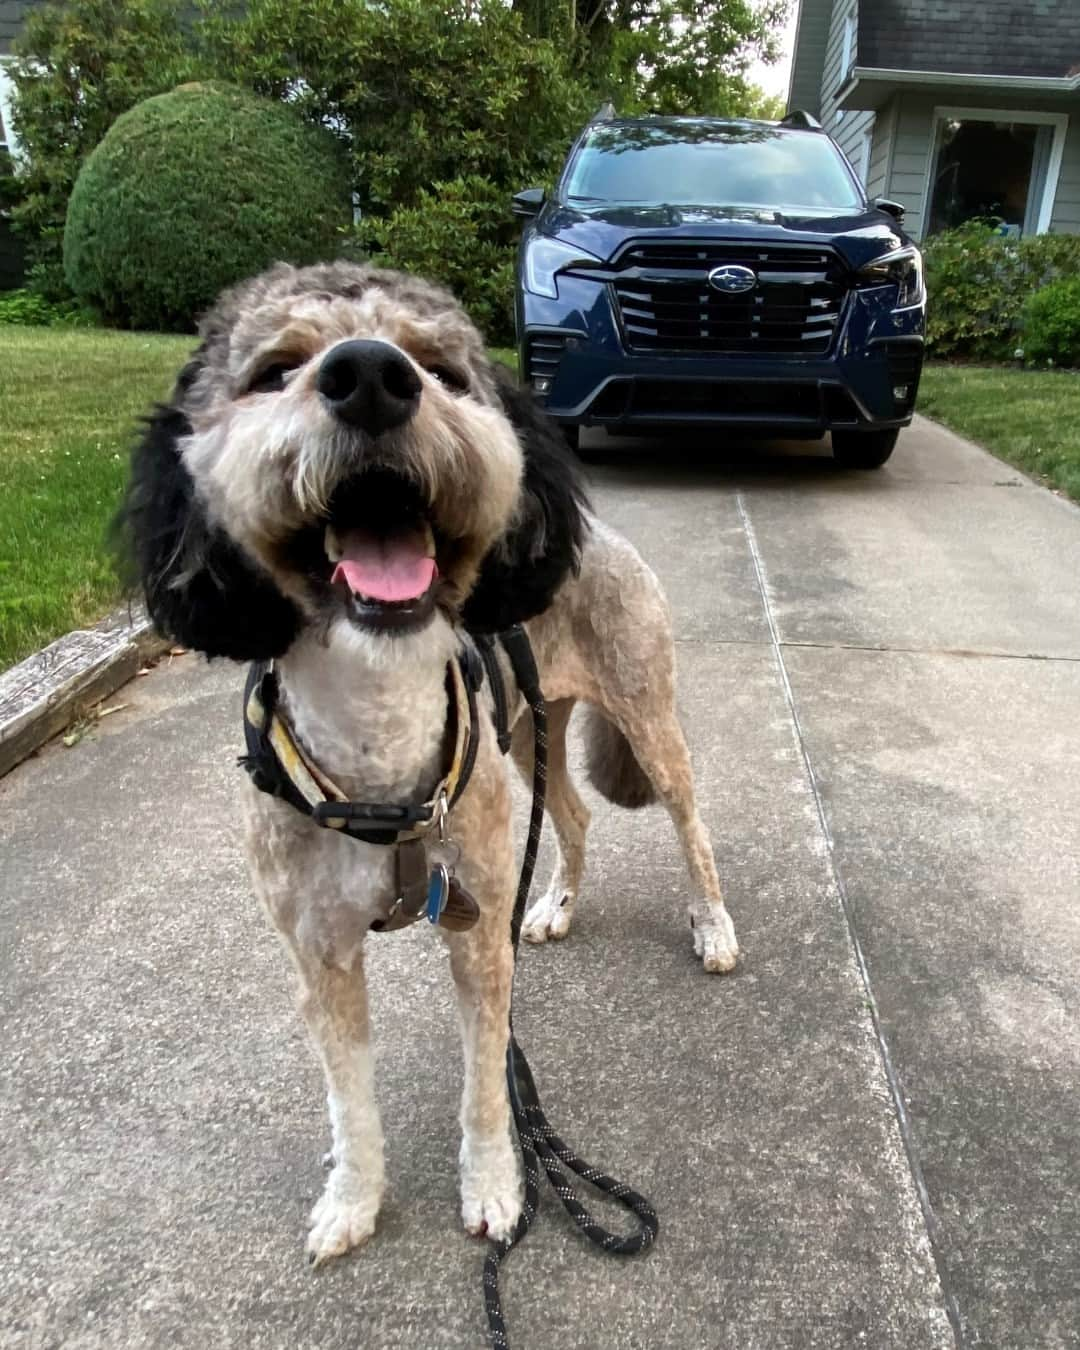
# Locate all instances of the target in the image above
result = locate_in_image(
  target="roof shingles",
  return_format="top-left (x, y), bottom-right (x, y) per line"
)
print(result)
top-left (859, 0), bottom-right (1080, 80)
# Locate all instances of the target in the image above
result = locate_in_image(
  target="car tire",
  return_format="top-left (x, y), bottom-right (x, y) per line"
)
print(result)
top-left (831, 427), bottom-right (899, 469)
top-left (561, 424), bottom-right (580, 454)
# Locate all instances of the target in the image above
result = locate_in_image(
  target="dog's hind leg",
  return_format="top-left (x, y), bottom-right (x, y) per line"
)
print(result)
top-left (293, 954), bottom-right (385, 1264)
top-left (513, 699), bottom-right (590, 944)
top-left (600, 702), bottom-right (739, 974)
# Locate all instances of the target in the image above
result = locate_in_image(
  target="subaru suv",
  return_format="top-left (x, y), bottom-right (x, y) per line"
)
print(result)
top-left (513, 112), bottom-right (925, 468)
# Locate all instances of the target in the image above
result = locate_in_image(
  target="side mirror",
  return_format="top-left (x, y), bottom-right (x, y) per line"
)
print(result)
top-left (512, 188), bottom-right (545, 219)
top-left (874, 197), bottom-right (906, 223)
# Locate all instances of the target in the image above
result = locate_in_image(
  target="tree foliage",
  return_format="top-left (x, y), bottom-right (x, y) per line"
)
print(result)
top-left (8, 0), bottom-right (790, 332)
top-left (513, 0), bottom-right (790, 115)
top-left (8, 0), bottom-right (199, 291)
top-left (201, 0), bottom-right (591, 215)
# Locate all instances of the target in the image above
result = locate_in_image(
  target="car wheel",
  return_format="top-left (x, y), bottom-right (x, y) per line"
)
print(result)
top-left (831, 427), bottom-right (899, 469)
top-left (561, 424), bottom-right (580, 454)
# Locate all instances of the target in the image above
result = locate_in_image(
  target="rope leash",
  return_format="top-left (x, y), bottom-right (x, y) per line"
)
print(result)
top-left (482, 628), bottom-right (659, 1349)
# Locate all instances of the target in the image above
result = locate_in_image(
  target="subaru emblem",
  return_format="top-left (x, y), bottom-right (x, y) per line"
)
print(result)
top-left (707, 264), bottom-right (757, 295)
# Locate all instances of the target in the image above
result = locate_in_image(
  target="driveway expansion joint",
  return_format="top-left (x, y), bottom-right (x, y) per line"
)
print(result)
top-left (735, 489), bottom-right (967, 1349)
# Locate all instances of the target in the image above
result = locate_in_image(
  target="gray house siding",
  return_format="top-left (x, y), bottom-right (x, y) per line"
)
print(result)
top-left (866, 99), bottom-right (898, 201)
top-left (1051, 120), bottom-right (1080, 234)
top-left (787, 0), bottom-right (833, 117)
top-left (817, 0), bottom-right (874, 184)
top-left (0, 0), bottom-right (35, 55)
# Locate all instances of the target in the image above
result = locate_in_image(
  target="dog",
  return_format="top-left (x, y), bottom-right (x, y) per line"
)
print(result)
top-left (121, 261), bottom-right (739, 1264)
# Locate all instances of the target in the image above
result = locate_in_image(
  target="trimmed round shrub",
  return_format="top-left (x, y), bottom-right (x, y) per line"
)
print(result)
top-left (64, 82), bottom-right (352, 330)
top-left (1020, 276), bottom-right (1080, 368)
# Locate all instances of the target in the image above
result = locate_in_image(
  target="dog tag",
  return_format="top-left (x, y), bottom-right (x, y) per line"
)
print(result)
top-left (438, 877), bottom-right (481, 932)
top-left (426, 864), bottom-right (450, 925)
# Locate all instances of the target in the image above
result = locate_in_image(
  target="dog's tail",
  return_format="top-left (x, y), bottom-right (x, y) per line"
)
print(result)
top-left (582, 707), bottom-right (656, 809)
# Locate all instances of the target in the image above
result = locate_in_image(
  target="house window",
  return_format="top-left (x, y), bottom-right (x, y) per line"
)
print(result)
top-left (926, 107), bottom-right (1068, 237)
top-left (0, 58), bottom-right (18, 165)
top-left (840, 13), bottom-right (855, 81)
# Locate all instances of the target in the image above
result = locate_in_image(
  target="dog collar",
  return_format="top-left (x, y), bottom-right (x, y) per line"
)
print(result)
top-left (240, 644), bottom-right (484, 848)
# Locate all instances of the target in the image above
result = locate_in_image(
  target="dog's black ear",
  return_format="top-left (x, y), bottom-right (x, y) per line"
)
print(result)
top-left (462, 367), bottom-right (589, 633)
top-left (115, 396), bottom-right (302, 661)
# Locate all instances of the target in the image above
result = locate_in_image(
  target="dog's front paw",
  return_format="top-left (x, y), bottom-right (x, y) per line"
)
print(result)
top-left (307, 1166), bottom-right (382, 1266)
top-left (691, 901), bottom-right (739, 974)
top-left (460, 1134), bottom-right (522, 1241)
top-left (522, 889), bottom-right (575, 944)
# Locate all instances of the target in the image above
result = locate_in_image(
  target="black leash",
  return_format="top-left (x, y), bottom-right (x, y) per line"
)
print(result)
top-left (482, 627), bottom-right (659, 1350)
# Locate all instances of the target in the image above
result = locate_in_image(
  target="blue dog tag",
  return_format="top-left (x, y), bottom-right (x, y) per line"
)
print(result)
top-left (426, 864), bottom-right (450, 925)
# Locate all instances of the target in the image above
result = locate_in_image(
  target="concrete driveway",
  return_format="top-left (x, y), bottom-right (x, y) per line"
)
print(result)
top-left (2, 416), bottom-right (1078, 1349)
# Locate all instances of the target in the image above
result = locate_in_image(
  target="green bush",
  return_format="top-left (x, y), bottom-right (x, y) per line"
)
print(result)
top-left (1020, 277), bottom-right (1080, 368)
top-left (360, 177), bottom-right (516, 344)
top-left (8, 0), bottom-right (200, 285)
top-left (924, 221), bottom-right (1080, 360)
top-left (0, 288), bottom-right (93, 326)
top-left (63, 83), bottom-right (352, 330)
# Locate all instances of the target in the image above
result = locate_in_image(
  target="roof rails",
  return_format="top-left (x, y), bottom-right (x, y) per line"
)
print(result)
top-left (590, 102), bottom-right (617, 124)
top-left (780, 109), bottom-right (823, 130)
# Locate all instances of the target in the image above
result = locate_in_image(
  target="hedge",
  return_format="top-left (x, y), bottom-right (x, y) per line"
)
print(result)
top-left (63, 82), bottom-right (353, 331)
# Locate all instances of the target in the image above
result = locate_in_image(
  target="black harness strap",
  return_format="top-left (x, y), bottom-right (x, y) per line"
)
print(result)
top-left (240, 648), bottom-right (484, 846)
top-left (483, 626), bottom-right (658, 1350)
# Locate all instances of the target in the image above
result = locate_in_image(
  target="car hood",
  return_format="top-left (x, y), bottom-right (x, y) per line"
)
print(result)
top-left (540, 201), bottom-right (908, 268)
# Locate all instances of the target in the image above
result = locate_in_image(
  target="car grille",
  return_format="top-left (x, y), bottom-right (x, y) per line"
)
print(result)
top-left (611, 242), bottom-right (846, 357)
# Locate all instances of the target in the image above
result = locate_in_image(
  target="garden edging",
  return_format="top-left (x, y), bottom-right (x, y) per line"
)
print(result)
top-left (0, 607), bottom-right (168, 779)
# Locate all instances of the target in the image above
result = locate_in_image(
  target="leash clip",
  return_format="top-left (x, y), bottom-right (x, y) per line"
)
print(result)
top-left (435, 790), bottom-right (449, 845)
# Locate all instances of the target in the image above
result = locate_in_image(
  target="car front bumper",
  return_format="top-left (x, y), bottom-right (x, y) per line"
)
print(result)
top-left (518, 274), bottom-right (925, 437)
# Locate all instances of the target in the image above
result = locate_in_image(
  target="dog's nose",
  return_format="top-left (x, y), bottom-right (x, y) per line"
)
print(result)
top-left (316, 339), bottom-right (422, 435)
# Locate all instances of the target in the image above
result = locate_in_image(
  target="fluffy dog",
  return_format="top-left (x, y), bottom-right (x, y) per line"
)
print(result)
top-left (122, 261), bottom-right (738, 1263)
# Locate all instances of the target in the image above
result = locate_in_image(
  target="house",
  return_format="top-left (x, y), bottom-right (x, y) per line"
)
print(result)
top-left (787, 0), bottom-right (1080, 239)
top-left (0, 1), bottom-right (32, 161)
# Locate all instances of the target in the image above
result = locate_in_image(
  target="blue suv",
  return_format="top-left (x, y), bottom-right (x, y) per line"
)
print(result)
top-left (513, 111), bottom-right (925, 468)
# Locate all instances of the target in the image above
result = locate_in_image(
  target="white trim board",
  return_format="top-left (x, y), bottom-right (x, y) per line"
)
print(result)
top-left (921, 105), bottom-right (1069, 237)
top-left (0, 55), bottom-right (22, 163)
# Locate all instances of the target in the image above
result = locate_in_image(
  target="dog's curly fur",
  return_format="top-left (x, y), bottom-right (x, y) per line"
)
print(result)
top-left (120, 260), bottom-right (738, 1262)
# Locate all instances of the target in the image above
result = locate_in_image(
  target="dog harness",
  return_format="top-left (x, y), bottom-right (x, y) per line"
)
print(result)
top-left (240, 636), bottom-right (513, 933)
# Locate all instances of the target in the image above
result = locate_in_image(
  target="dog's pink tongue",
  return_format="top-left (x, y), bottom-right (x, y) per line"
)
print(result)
top-left (332, 532), bottom-right (437, 603)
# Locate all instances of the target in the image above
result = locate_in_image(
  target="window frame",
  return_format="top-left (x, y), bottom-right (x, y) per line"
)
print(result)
top-left (922, 104), bottom-right (1069, 236)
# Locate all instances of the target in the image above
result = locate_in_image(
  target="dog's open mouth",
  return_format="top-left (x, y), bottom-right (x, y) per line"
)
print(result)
top-left (318, 470), bottom-right (441, 633)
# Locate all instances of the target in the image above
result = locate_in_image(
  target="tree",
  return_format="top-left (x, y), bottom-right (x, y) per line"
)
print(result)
top-left (8, 0), bottom-right (200, 291)
top-left (513, 0), bottom-right (791, 116)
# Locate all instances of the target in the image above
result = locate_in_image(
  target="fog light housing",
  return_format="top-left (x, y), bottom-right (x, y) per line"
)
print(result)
top-left (893, 384), bottom-right (909, 401)
top-left (532, 376), bottom-right (552, 394)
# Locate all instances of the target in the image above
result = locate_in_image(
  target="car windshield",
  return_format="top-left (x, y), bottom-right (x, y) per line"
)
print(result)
top-left (564, 123), bottom-right (863, 212)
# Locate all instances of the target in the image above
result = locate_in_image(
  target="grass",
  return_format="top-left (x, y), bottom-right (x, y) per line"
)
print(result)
top-left (0, 329), bottom-right (519, 672)
top-left (0, 326), bottom-right (193, 670)
top-left (919, 363), bottom-right (1080, 501)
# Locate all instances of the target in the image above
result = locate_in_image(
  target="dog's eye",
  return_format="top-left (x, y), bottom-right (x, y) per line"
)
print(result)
top-left (247, 361), bottom-right (299, 395)
top-left (426, 364), bottom-right (469, 394)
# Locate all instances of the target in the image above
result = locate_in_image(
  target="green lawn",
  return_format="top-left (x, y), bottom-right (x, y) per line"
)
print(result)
top-left (0, 329), bottom-right (518, 672)
top-left (0, 326), bottom-right (193, 669)
top-left (919, 364), bottom-right (1080, 501)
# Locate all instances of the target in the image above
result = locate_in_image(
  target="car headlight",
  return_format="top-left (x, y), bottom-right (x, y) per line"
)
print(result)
top-left (858, 246), bottom-right (924, 309)
top-left (524, 237), bottom-right (603, 299)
